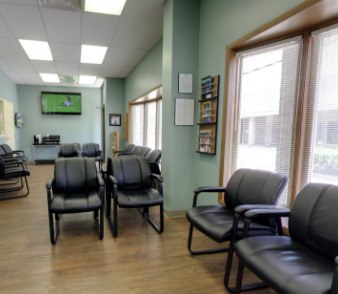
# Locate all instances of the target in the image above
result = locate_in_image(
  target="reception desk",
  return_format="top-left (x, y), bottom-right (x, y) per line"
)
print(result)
top-left (32, 143), bottom-right (60, 164)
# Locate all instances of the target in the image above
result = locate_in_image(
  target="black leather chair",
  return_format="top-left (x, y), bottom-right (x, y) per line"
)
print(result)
top-left (146, 149), bottom-right (161, 175)
top-left (186, 169), bottom-right (287, 257)
top-left (106, 156), bottom-right (164, 237)
top-left (114, 144), bottom-right (136, 156)
top-left (82, 143), bottom-right (102, 169)
top-left (46, 158), bottom-right (104, 244)
top-left (0, 157), bottom-right (30, 199)
top-left (0, 144), bottom-right (28, 164)
top-left (233, 182), bottom-right (338, 294)
top-left (58, 143), bottom-right (81, 157)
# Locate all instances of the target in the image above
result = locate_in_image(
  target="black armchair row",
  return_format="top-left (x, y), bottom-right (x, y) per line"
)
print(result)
top-left (0, 144), bottom-right (30, 200)
top-left (114, 144), bottom-right (161, 175)
top-left (46, 155), bottom-right (164, 244)
top-left (186, 168), bottom-right (338, 293)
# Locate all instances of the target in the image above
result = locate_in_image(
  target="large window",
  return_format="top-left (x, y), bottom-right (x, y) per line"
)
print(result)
top-left (301, 25), bottom-right (338, 186)
top-left (129, 87), bottom-right (162, 150)
top-left (226, 23), bottom-right (338, 207)
top-left (231, 39), bottom-right (302, 206)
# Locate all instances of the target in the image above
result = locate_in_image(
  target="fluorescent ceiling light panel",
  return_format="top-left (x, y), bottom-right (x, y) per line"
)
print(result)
top-left (79, 75), bottom-right (97, 84)
top-left (81, 45), bottom-right (107, 64)
top-left (19, 39), bottom-right (53, 61)
top-left (84, 0), bottom-right (127, 15)
top-left (39, 73), bottom-right (60, 83)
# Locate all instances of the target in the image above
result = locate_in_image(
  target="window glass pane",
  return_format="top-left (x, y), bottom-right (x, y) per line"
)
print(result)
top-left (233, 39), bottom-right (302, 206)
top-left (306, 26), bottom-right (338, 184)
top-left (157, 100), bottom-right (162, 149)
top-left (145, 102), bottom-right (156, 149)
top-left (131, 104), bottom-right (144, 146)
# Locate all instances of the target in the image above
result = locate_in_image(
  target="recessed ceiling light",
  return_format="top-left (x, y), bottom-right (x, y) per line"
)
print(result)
top-left (19, 39), bottom-right (53, 61)
top-left (39, 73), bottom-right (60, 83)
top-left (81, 45), bottom-right (107, 64)
top-left (84, 0), bottom-right (127, 15)
top-left (79, 75), bottom-right (97, 84)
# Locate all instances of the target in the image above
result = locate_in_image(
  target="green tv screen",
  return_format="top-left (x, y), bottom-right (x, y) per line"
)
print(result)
top-left (41, 92), bottom-right (82, 115)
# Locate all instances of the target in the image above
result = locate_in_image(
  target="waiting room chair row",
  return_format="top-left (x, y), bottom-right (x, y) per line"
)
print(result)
top-left (114, 144), bottom-right (161, 175)
top-left (186, 168), bottom-right (338, 293)
top-left (46, 156), bottom-right (164, 244)
top-left (0, 144), bottom-right (30, 199)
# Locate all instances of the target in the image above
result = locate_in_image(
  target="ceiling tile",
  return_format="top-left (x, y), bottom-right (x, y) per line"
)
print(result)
top-left (0, 0), bottom-right (37, 5)
top-left (104, 47), bottom-right (136, 66)
top-left (50, 42), bottom-right (80, 63)
top-left (139, 21), bottom-right (162, 50)
top-left (81, 12), bottom-right (120, 46)
top-left (0, 3), bottom-right (47, 40)
top-left (0, 0), bottom-right (163, 86)
top-left (123, 0), bottom-right (164, 21)
top-left (31, 60), bottom-right (57, 73)
top-left (0, 38), bottom-right (27, 58)
top-left (55, 62), bottom-right (79, 76)
top-left (0, 16), bottom-right (13, 38)
top-left (5, 58), bottom-right (35, 72)
top-left (41, 8), bottom-right (81, 43)
top-left (111, 17), bottom-right (157, 48)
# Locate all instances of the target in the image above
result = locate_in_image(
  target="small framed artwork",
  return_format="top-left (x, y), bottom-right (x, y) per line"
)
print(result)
top-left (178, 73), bottom-right (193, 93)
top-left (109, 113), bottom-right (121, 126)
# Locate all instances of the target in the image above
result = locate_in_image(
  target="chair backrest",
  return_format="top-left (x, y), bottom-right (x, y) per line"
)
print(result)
top-left (146, 149), bottom-right (161, 163)
top-left (289, 183), bottom-right (338, 260)
top-left (1, 144), bottom-right (12, 154)
top-left (225, 168), bottom-right (287, 210)
top-left (59, 143), bottom-right (80, 157)
top-left (53, 158), bottom-right (97, 192)
top-left (108, 156), bottom-right (152, 190)
top-left (82, 143), bottom-right (101, 157)
top-left (138, 147), bottom-right (151, 157)
top-left (125, 144), bottom-right (136, 153)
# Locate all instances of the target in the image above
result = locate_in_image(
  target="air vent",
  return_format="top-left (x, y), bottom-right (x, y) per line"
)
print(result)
top-left (39, 0), bottom-right (82, 11)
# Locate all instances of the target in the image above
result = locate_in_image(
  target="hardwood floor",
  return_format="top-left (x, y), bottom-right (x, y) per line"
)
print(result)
top-left (0, 164), bottom-right (275, 293)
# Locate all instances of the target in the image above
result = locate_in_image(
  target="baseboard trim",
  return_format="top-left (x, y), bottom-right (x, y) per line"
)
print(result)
top-left (164, 209), bottom-right (186, 218)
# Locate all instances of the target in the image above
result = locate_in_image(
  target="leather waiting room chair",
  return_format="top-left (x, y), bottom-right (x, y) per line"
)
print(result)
top-left (0, 157), bottom-right (30, 199)
top-left (186, 168), bottom-right (287, 257)
top-left (113, 144), bottom-right (136, 156)
top-left (58, 143), bottom-right (81, 157)
top-left (146, 149), bottom-right (161, 175)
top-left (233, 182), bottom-right (338, 294)
top-left (0, 144), bottom-right (28, 164)
top-left (46, 158), bottom-right (104, 244)
top-left (82, 143), bottom-right (103, 169)
top-left (106, 156), bottom-right (164, 237)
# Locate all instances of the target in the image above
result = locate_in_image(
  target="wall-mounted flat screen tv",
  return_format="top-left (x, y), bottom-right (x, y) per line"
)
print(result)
top-left (41, 92), bottom-right (82, 115)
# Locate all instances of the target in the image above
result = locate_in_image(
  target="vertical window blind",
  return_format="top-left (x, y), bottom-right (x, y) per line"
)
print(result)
top-left (129, 87), bottom-right (162, 149)
top-left (231, 38), bottom-right (303, 206)
top-left (300, 25), bottom-right (338, 187)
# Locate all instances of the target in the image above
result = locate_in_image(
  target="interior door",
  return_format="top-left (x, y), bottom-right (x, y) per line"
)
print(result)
top-left (0, 98), bottom-right (15, 149)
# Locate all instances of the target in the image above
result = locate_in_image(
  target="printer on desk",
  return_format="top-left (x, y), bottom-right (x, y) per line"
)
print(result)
top-left (34, 134), bottom-right (60, 144)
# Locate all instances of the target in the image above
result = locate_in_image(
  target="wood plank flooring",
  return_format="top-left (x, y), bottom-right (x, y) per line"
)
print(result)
top-left (0, 164), bottom-right (275, 293)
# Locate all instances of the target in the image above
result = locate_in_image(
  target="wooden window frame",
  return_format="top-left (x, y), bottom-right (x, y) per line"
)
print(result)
top-left (219, 0), bottom-right (338, 205)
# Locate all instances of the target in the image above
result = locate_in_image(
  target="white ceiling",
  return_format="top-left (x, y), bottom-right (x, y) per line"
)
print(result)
top-left (0, 0), bottom-right (164, 87)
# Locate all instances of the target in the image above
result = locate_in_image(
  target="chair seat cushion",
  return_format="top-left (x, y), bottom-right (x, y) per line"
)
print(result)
top-left (50, 191), bottom-right (102, 213)
top-left (117, 188), bottom-right (162, 208)
top-left (186, 205), bottom-right (275, 243)
top-left (235, 235), bottom-right (334, 294)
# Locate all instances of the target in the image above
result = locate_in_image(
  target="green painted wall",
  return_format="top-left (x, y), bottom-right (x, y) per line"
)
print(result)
top-left (125, 40), bottom-right (163, 103)
top-left (0, 70), bottom-right (20, 147)
top-left (188, 0), bottom-right (306, 207)
top-left (104, 78), bottom-right (125, 156)
top-left (18, 85), bottom-right (101, 161)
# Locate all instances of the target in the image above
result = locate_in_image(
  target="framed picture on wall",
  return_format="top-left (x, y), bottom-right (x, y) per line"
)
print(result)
top-left (109, 113), bottom-right (121, 126)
